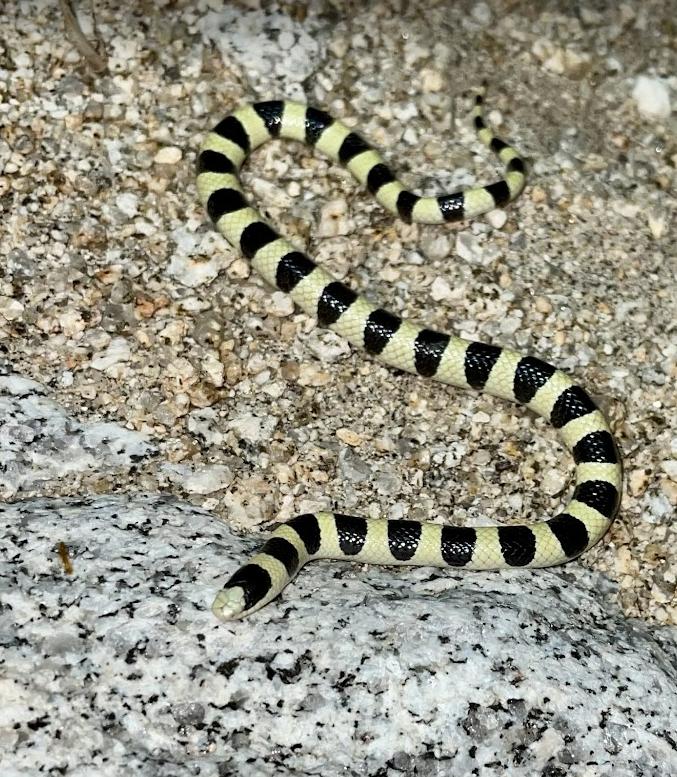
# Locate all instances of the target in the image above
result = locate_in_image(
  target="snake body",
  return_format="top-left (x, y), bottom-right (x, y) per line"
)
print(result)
top-left (196, 86), bottom-right (622, 621)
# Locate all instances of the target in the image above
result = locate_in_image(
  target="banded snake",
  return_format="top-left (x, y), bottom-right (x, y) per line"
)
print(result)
top-left (196, 85), bottom-right (622, 621)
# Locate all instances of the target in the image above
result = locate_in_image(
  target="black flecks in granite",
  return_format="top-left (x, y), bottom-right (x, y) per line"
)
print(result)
top-left (2, 494), bottom-right (676, 776)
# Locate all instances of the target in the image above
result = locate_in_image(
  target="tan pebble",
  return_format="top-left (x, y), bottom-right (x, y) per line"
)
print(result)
top-left (202, 353), bottom-right (224, 387)
top-left (134, 296), bottom-right (156, 319)
top-left (276, 464), bottom-right (293, 485)
top-left (379, 266), bottom-right (400, 282)
top-left (35, 315), bottom-right (56, 334)
top-left (166, 357), bottom-right (195, 383)
top-left (554, 331), bottom-right (566, 347)
top-left (498, 272), bottom-right (512, 288)
top-left (628, 467), bottom-right (650, 496)
top-left (474, 450), bottom-right (491, 466)
top-left (188, 383), bottom-right (218, 408)
top-left (503, 441), bottom-right (522, 458)
top-left (647, 211), bottom-right (667, 239)
top-left (147, 178), bottom-right (169, 194)
top-left (430, 277), bottom-right (452, 301)
top-left (615, 546), bottom-right (635, 574)
top-left (613, 202), bottom-right (640, 219)
top-left (650, 584), bottom-right (669, 604)
top-left (58, 311), bottom-right (85, 337)
top-left (660, 478), bottom-right (677, 505)
top-left (336, 428), bottom-right (363, 446)
top-left (298, 364), bottom-right (331, 386)
top-left (420, 67), bottom-right (443, 92)
top-left (95, 265), bottom-right (123, 285)
top-left (135, 330), bottom-right (152, 347)
top-left (644, 543), bottom-right (664, 563)
top-left (64, 114), bottom-right (82, 131)
top-left (280, 321), bottom-right (298, 341)
top-left (154, 146), bottom-right (182, 164)
top-left (328, 37), bottom-right (348, 58)
top-left (280, 360), bottom-right (300, 381)
top-left (542, 468), bottom-right (566, 495)
top-left (632, 345), bottom-right (647, 363)
top-left (158, 320), bottom-right (186, 345)
top-left (223, 356), bottom-right (242, 385)
top-left (610, 133), bottom-right (629, 150)
top-left (91, 477), bottom-right (113, 494)
top-left (242, 476), bottom-right (269, 495)
top-left (228, 258), bottom-right (250, 279)
top-left (80, 383), bottom-right (98, 400)
top-left (317, 198), bottom-right (351, 237)
top-left (246, 353), bottom-right (268, 375)
top-left (154, 401), bottom-right (181, 425)
top-left (534, 296), bottom-right (552, 314)
top-left (531, 186), bottom-right (547, 203)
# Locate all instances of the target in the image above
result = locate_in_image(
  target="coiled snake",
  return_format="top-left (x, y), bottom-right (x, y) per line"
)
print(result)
top-left (196, 85), bottom-right (622, 621)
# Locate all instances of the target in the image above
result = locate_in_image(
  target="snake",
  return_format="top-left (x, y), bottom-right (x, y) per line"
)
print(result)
top-left (196, 85), bottom-right (622, 621)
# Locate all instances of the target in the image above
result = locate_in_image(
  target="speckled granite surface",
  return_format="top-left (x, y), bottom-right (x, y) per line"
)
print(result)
top-left (1, 0), bottom-right (676, 774)
top-left (0, 371), bottom-right (155, 499)
top-left (2, 494), bottom-right (676, 776)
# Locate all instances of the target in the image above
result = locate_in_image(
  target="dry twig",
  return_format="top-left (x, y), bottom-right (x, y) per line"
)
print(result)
top-left (59, 0), bottom-right (108, 74)
top-left (57, 542), bottom-right (74, 575)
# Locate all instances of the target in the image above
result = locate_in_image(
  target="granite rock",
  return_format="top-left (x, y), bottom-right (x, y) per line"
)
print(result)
top-left (0, 373), bottom-right (155, 500)
top-left (2, 495), bottom-right (675, 777)
top-left (198, 3), bottom-right (329, 99)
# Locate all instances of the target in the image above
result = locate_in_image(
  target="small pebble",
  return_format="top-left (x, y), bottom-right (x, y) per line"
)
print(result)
top-left (269, 291), bottom-right (295, 317)
top-left (0, 296), bottom-right (24, 320)
top-left (455, 231), bottom-right (483, 263)
top-left (420, 68), bottom-right (443, 93)
top-left (420, 234), bottom-right (451, 261)
top-left (485, 209), bottom-right (507, 229)
top-left (115, 193), bottom-right (139, 218)
top-left (336, 428), bottom-right (363, 446)
top-left (317, 199), bottom-right (351, 237)
top-left (154, 146), bottom-right (183, 165)
top-left (430, 276), bottom-right (453, 302)
top-left (534, 296), bottom-right (552, 314)
top-left (629, 468), bottom-right (650, 497)
top-left (632, 76), bottom-right (671, 120)
top-left (228, 413), bottom-right (276, 444)
top-left (647, 210), bottom-right (667, 239)
top-left (90, 337), bottom-right (131, 371)
top-left (541, 468), bottom-right (566, 496)
top-left (162, 463), bottom-right (232, 494)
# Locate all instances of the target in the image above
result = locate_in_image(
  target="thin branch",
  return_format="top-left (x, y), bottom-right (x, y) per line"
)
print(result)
top-left (59, 0), bottom-right (108, 74)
